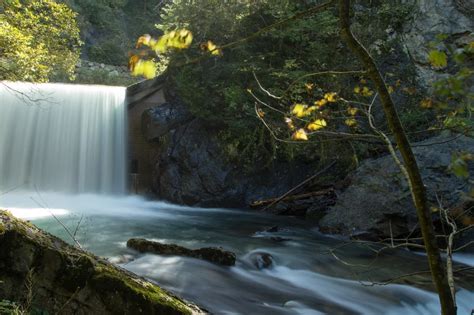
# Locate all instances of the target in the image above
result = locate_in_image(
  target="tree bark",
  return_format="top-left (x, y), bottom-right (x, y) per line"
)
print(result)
top-left (337, 1), bottom-right (456, 314)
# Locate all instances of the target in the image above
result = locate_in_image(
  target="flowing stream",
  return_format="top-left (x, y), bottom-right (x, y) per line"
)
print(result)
top-left (1, 192), bottom-right (474, 315)
top-left (0, 82), bottom-right (473, 314)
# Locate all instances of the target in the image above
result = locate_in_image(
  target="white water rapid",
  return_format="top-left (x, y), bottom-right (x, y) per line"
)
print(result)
top-left (0, 81), bottom-right (126, 194)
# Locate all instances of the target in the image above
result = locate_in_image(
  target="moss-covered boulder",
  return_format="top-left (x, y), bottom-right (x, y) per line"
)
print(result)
top-left (0, 210), bottom-right (205, 315)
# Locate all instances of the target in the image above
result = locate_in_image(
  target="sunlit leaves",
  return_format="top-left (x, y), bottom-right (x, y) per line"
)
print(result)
top-left (0, 0), bottom-right (81, 82)
top-left (353, 85), bottom-right (374, 97)
top-left (130, 60), bottom-right (157, 79)
top-left (131, 29), bottom-right (195, 79)
top-left (307, 119), bottom-right (327, 131)
top-left (292, 128), bottom-right (308, 141)
top-left (428, 50), bottom-right (448, 69)
top-left (324, 92), bottom-right (338, 102)
top-left (314, 99), bottom-right (327, 108)
top-left (136, 34), bottom-right (152, 48)
top-left (291, 103), bottom-right (317, 118)
top-left (200, 40), bottom-right (222, 56)
top-left (345, 118), bottom-right (357, 127)
top-left (136, 29), bottom-right (193, 54)
top-left (347, 107), bottom-right (358, 116)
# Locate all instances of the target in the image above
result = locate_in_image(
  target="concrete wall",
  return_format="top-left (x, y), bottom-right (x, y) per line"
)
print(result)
top-left (126, 77), bottom-right (167, 193)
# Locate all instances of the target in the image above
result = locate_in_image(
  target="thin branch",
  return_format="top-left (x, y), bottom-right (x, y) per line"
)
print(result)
top-left (261, 161), bottom-right (336, 211)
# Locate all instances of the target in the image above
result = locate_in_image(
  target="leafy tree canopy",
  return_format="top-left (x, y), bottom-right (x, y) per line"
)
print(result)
top-left (0, 0), bottom-right (82, 82)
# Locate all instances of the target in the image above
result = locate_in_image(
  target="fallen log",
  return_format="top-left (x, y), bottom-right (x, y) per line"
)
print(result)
top-left (127, 238), bottom-right (236, 266)
top-left (0, 210), bottom-right (205, 315)
top-left (258, 161), bottom-right (336, 211)
top-left (250, 188), bottom-right (334, 208)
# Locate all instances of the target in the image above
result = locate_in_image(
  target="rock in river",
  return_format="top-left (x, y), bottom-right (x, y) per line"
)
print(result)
top-left (127, 238), bottom-right (236, 266)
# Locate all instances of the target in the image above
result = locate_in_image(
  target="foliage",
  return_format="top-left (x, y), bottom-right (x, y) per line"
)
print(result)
top-left (132, 1), bottom-right (418, 169)
top-left (0, 300), bottom-right (22, 315)
top-left (0, 0), bottom-right (81, 82)
top-left (426, 37), bottom-right (474, 134)
top-left (73, 67), bottom-right (138, 86)
top-left (61, 0), bottom-right (170, 65)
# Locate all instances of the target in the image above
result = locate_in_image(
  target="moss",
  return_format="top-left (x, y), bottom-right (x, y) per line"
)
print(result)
top-left (0, 211), bottom-right (200, 315)
top-left (92, 264), bottom-right (192, 315)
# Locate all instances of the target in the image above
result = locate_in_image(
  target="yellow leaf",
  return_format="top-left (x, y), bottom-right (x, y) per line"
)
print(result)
top-left (420, 98), bottom-right (433, 109)
top-left (347, 107), bottom-right (358, 116)
top-left (131, 60), bottom-right (157, 79)
top-left (153, 36), bottom-right (169, 53)
top-left (361, 86), bottom-right (374, 97)
top-left (345, 118), bottom-right (357, 127)
top-left (354, 86), bottom-right (361, 94)
top-left (305, 83), bottom-right (314, 91)
top-left (292, 128), bottom-right (308, 141)
top-left (307, 119), bottom-right (327, 131)
top-left (324, 92), bottom-right (338, 102)
top-left (292, 103), bottom-right (309, 118)
top-left (136, 34), bottom-right (151, 48)
top-left (360, 78), bottom-right (367, 84)
top-left (314, 99), bottom-right (327, 108)
top-left (201, 40), bottom-right (221, 56)
top-left (151, 29), bottom-right (193, 53)
top-left (388, 86), bottom-right (394, 94)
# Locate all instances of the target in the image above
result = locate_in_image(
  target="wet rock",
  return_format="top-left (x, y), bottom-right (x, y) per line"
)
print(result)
top-left (269, 237), bottom-right (291, 243)
top-left (402, 0), bottom-right (473, 88)
top-left (265, 226), bottom-right (280, 233)
top-left (320, 134), bottom-right (474, 240)
top-left (248, 252), bottom-right (273, 269)
top-left (0, 211), bottom-right (204, 315)
top-left (127, 238), bottom-right (236, 266)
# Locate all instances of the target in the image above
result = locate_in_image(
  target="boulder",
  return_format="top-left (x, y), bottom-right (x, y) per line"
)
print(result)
top-left (127, 238), bottom-right (236, 266)
top-left (0, 211), bottom-right (205, 315)
top-left (248, 252), bottom-right (273, 270)
top-left (319, 134), bottom-right (474, 240)
top-left (402, 0), bottom-right (473, 87)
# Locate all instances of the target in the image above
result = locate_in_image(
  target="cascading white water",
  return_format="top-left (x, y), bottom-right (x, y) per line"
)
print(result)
top-left (0, 81), bottom-right (127, 194)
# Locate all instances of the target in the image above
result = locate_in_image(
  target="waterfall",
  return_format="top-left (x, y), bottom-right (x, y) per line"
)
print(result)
top-left (0, 82), bottom-right (127, 194)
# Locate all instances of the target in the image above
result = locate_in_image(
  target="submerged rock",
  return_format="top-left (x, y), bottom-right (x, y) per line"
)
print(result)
top-left (127, 238), bottom-right (236, 266)
top-left (0, 211), bottom-right (205, 315)
top-left (249, 252), bottom-right (274, 269)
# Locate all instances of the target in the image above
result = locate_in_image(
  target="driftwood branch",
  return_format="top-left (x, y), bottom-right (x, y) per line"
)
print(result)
top-left (251, 188), bottom-right (334, 208)
top-left (256, 161), bottom-right (336, 211)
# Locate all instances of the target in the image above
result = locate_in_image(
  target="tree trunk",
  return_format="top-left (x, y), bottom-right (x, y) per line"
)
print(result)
top-left (337, 1), bottom-right (456, 314)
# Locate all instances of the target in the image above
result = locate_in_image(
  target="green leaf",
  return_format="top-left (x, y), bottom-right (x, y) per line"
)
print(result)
top-left (450, 155), bottom-right (469, 178)
top-left (428, 50), bottom-right (447, 68)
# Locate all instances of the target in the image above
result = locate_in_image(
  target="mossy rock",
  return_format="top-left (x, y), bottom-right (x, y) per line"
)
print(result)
top-left (0, 210), bottom-right (205, 315)
top-left (127, 238), bottom-right (236, 266)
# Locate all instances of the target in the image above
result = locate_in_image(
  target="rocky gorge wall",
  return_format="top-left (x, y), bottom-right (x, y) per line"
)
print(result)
top-left (125, 1), bottom-right (473, 237)
top-left (127, 77), bottom-right (323, 207)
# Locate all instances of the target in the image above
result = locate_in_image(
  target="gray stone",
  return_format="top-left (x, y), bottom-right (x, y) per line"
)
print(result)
top-left (319, 134), bottom-right (474, 239)
top-left (401, 0), bottom-right (473, 88)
